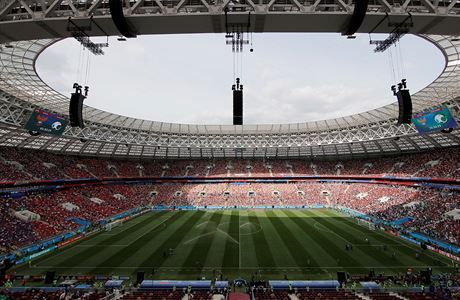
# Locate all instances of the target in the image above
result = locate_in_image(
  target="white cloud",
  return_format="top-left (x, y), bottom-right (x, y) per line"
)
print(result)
top-left (36, 33), bottom-right (444, 125)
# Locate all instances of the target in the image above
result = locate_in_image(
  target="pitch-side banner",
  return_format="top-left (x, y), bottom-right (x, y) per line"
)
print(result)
top-left (24, 109), bottom-right (68, 136)
top-left (412, 106), bottom-right (457, 134)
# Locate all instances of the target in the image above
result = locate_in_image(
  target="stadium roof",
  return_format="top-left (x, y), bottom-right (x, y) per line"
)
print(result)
top-left (0, 0), bottom-right (459, 158)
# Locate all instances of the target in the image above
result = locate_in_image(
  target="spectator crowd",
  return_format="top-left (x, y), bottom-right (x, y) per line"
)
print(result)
top-left (0, 146), bottom-right (458, 258)
top-left (0, 147), bottom-right (459, 181)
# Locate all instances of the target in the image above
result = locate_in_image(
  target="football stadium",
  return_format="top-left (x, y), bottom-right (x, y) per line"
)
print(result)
top-left (0, 0), bottom-right (460, 299)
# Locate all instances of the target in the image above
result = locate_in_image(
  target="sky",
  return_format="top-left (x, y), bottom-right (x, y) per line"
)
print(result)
top-left (36, 33), bottom-right (444, 125)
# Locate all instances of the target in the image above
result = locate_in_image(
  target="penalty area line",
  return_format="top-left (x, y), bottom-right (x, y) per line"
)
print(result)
top-left (32, 265), bottom-right (446, 270)
top-left (76, 244), bottom-right (129, 247)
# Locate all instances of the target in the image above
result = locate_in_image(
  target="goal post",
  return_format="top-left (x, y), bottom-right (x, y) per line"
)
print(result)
top-left (357, 218), bottom-right (376, 231)
top-left (105, 219), bottom-right (123, 231)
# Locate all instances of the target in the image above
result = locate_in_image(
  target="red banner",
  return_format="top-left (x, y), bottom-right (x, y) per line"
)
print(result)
top-left (57, 235), bottom-right (82, 248)
top-left (427, 245), bottom-right (460, 262)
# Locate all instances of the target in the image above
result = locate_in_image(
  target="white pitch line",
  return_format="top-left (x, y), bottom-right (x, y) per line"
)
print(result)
top-left (339, 216), bottom-right (451, 264)
top-left (183, 231), bottom-right (215, 245)
top-left (183, 220), bottom-right (240, 246)
top-left (34, 249), bottom-right (74, 266)
top-left (35, 213), bottom-right (161, 267)
top-left (354, 244), bottom-right (397, 247)
top-left (33, 265), bottom-right (446, 270)
top-left (123, 213), bottom-right (175, 246)
top-left (181, 213), bottom-right (217, 245)
top-left (238, 212), bottom-right (241, 269)
top-left (239, 221), bottom-right (263, 236)
top-left (313, 221), bottom-right (352, 244)
top-left (318, 215), bottom-right (448, 264)
top-left (370, 224), bottom-right (449, 263)
top-left (217, 229), bottom-right (239, 245)
top-left (76, 244), bottom-right (128, 247)
top-left (196, 221), bottom-right (212, 228)
top-left (100, 212), bottom-right (154, 236)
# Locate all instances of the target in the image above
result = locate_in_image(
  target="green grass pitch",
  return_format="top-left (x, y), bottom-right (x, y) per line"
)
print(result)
top-left (12, 209), bottom-right (455, 280)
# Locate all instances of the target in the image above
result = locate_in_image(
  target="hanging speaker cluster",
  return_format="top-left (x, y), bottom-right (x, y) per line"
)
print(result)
top-left (392, 79), bottom-right (412, 125)
top-left (342, 0), bottom-right (369, 36)
top-left (109, 0), bottom-right (137, 38)
top-left (396, 89), bottom-right (412, 124)
top-left (69, 83), bottom-right (88, 128)
top-left (233, 90), bottom-right (243, 125)
top-left (232, 78), bottom-right (243, 125)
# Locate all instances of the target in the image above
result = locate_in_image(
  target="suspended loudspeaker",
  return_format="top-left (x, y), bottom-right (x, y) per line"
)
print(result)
top-left (343, 0), bottom-right (369, 36)
top-left (69, 92), bottom-right (85, 128)
top-left (233, 90), bottom-right (243, 125)
top-left (109, 0), bottom-right (137, 38)
top-left (396, 89), bottom-right (412, 124)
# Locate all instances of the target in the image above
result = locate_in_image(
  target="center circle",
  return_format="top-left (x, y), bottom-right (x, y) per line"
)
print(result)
top-left (216, 221), bottom-right (262, 235)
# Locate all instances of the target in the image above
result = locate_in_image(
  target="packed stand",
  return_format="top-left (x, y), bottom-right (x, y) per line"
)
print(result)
top-left (0, 185), bottom-right (153, 254)
top-left (1, 147), bottom-right (460, 182)
top-left (0, 288), bottom-right (108, 300)
top-left (371, 190), bottom-right (460, 246)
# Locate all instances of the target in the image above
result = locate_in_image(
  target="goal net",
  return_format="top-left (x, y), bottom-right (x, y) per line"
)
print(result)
top-left (357, 218), bottom-right (376, 230)
top-left (105, 219), bottom-right (123, 231)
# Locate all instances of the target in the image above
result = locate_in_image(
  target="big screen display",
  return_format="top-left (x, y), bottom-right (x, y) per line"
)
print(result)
top-left (24, 109), bottom-right (68, 136)
top-left (412, 106), bottom-right (457, 134)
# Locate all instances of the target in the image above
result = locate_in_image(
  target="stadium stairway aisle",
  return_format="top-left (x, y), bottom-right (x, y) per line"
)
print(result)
top-left (356, 293), bottom-right (372, 300)
top-left (389, 292), bottom-right (410, 300)
top-left (356, 292), bottom-right (409, 300)
top-left (228, 292), bottom-right (250, 300)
